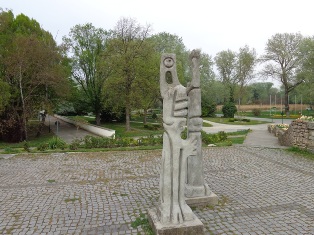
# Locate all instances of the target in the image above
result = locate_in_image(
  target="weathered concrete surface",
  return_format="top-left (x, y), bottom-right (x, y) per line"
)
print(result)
top-left (0, 147), bottom-right (313, 234)
top-left (45, 115), bottom-right (98, 143)
top-left (148, 208), bottom-right (204, 235)
top-left (243, 129), bottom-right (285, 148)
top-left (156, 53), bottom-right (202, 231)
top-left (203, 117), bottom-right (289, 148)
top-left (54, 115), bottom-right (115, 138)
top-left (186, 49), bottom-right (217, 207)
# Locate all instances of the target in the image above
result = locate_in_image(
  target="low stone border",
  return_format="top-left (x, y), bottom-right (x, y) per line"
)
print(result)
top-left (54, 114), bottom-right (115, 138)
top-left (268, 121), bottom-right (314, 152)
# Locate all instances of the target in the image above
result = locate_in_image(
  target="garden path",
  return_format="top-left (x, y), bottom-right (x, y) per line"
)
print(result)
top-left (45, 115), bottom-right (97, 143)
top-left (203, 116), bottom-right (293, 149)
top-left (47, 114), bottom-right (291, 148)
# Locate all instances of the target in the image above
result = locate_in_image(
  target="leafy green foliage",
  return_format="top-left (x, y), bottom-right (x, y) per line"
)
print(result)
top-left (0, 80), bottom-right (11, 113)
top-left (104, 17), bottom-right (157, 131)
top-left (131, 213), bottom-right (153, 235)
top-left (143, 123), bottom-right (161, 130)
top-left (100, 107), bottom-right (126, 123)
top-left (37, 143), bottom-right (49, 151)
top-left (201, 131), bottom-right (228, 145)
top-left (0, 9), bottom-right (70, 142)
top-left (202, 103), bottom-right (217, 117)
top-left (63, 23), bottom-right (110, 125)
top-left (287, 146), bottom-right (314, 160)
top-left (3, 147), bottom-right (20, 154)
top-left (69, 139), bottom-right (81, 150)
top-left (23, 141), bottom-right (30, 152)
top-left (228, 118), bottom-right (250, 122)
top-left (81, 134), bottom-right (163, 149)
top-left (222, 102), bottom-right (237, 118)
top-left (47, 137), bottom-right (67, 150)
top-left (151, 113), bottom-right (157, 119)
top-left (261, 33), bottom-right (304, 114)
top-left (215, 46), bottom-right (256, 102)
top-left (252, 108), bottom-right (261, 116)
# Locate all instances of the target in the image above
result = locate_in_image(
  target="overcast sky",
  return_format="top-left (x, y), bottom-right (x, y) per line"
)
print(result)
top-left (2, 0), bottom-right (314, 58)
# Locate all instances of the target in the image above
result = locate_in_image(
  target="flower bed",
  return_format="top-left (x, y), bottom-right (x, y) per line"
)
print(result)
top-left (297, 115), bottom-right (314, 122)
top-left (268, 124), bottom-right (289, 136)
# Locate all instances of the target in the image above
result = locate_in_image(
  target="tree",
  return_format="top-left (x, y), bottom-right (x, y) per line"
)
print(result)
top-left (247, 82), bottom-right (278, 105)
top-left (134, 54), bottom-right (159, 125)
top-left (63, 23), bottom-right (110, 125)
top-left (0, 80), bottom-right (10, 112)
top-left (236, 45), bottom-right (257, 96)
top-left (296, 37), bottom-right (314, 108)
top-left (260, 33), bottom-right (304, 115)
top-left (214, 49), bottom-right (237, 102)
top-left (0, 10), bottom-right (70, 142)
top-left (105, 17), bottom-right (153, 131)
top-left (199, 52), bottom-right (215, 82)
top-left (151, 32), bottom-right (189, 85)
top-left (197, 52), bottom-right (219, 115)
top-left (215, 46), bottom-right (256, 103)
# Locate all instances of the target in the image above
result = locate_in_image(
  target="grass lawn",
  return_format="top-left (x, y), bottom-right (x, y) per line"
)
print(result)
top-left (286, 146), bottom-right (314, 160)
top-left (101, 122), bottom-right (164, 137)
top-left (204, 117), bottom-right (270, 125)
top-left (236, 109), bottom-right (314, 119)
top-left (202, 121), bottom-right (212, 127)
top-left (78, 116), bottom-right (213, 136)
top-left (0, 115), bottom-right (252, 154)
top-left (66, 115), bottom-right (163, 137)
top-left (226, 130), bottom-right (249, 145)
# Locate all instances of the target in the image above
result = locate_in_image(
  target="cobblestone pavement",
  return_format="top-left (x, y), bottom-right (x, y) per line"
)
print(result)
top-left (0, 147), bottom-right (313, 234)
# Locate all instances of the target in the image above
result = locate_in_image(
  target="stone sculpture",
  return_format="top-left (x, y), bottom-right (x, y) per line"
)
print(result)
top-left (148, 53), bottom-right (204, 234)
top-left (185, 50), bottom-right (218, 206)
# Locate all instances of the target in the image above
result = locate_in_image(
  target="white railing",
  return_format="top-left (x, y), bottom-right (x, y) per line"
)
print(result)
top-left (54, 115), bottom-right (115, 138)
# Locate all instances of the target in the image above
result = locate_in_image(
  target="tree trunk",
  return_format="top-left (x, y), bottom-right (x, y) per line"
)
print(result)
top-left (284, 89), bottom-right (290, 117)
top-left (125, 106), bottom-right (131, 131)
top-left (95, 111), bottom-right (101, 126)
top-left (36, 122), bottom-right (44, 137)
top-left (229, 86), bottom-right (235, 103)
top-left (143, 109), bottom-right (147, 125)
top-left (19, 66), bottom-right (28, 141)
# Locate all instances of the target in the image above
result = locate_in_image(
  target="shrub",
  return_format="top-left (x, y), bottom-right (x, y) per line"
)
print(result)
top-left (37, 143), bottom-right (49, 151)
top-left (144, 123), bottom-right (161, 130)
top-left (138, 135), bottom-right (163, 146)
top-left (202, 103), bottom-right (217, 117)
top-left (152, 113), bottom-right (157, 119)
top-left (69, 138), bottom-right (82, 150)
top-left (3, 147), bottom-right (19, 154)
top-left (228, 118), bottom-right (235, 122)
top-left (217, 131), bottom-right (228, 141)
top-left (252, 108), bottom-right (261, 116)
top-left (84, 135), bottom-right (115, 148)
top-left (222, 102), bottom-right (237, 118)
top-left (23, 141), bottom-right (30, 152)
top-left (48, 137), bottom-right (67, 150)
top-left (201, 131), bottom-right (228, 145)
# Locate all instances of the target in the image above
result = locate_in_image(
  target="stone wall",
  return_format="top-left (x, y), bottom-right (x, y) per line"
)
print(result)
top-left (277, 120), bottom-right (314, 152)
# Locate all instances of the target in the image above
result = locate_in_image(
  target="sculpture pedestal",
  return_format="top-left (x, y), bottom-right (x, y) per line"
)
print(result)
top-left (185, 184), bottom-right (218, 207)
top-left (147, 208), bottom-right (204, 235)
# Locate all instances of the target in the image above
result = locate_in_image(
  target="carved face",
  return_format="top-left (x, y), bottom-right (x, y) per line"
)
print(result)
top-left (163, 57), bottom-right (174, 68)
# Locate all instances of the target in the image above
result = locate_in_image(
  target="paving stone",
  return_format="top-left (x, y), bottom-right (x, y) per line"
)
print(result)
top-left (0, 147), bottom-right (313, 234)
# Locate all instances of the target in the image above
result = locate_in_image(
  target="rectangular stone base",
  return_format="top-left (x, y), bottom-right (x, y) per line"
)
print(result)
top-left (147, 208), bottom-right (204, 235)
top-left (186, 192), bottom-right (218, 207)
